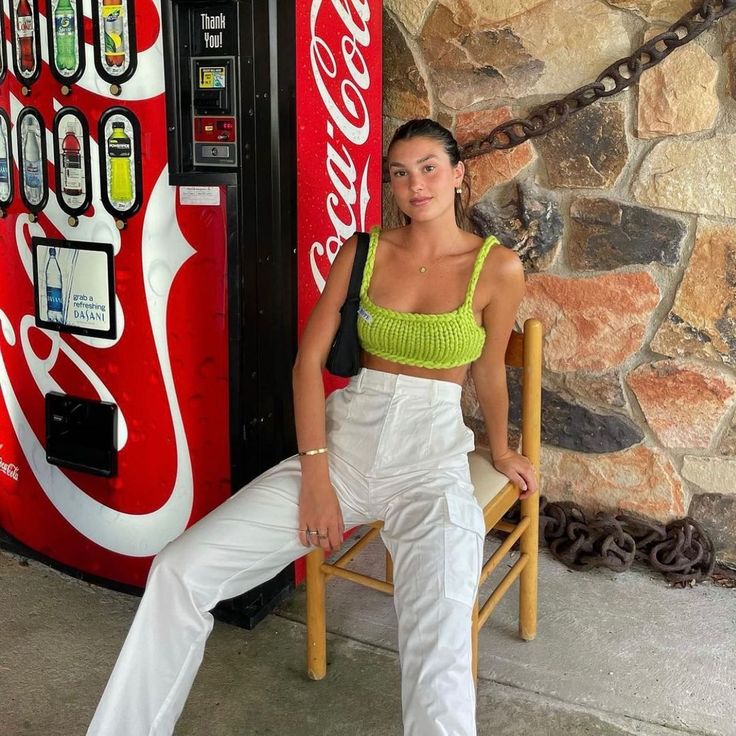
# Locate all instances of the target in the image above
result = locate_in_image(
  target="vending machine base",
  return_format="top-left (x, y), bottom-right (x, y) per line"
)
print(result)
top-left (0, 528), bottom-right (146, 597)
top-left (0, 529), bottom-right (294, 630)
top-left (214, 565), bottom-right (295, 629)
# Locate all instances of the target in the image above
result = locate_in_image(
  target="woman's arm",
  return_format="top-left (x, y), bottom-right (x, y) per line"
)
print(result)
top-left (470, 247), bottom-right (538, 498)
top-left (291, 235), bottom-right (358, 552)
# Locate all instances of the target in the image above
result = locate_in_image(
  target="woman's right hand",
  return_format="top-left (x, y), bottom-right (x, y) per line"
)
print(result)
top-left (298, 475), bottom-right (344, 553)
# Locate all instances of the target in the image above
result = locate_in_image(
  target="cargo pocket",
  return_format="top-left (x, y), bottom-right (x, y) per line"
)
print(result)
top-left (443, 493), bottom-right (485, 607)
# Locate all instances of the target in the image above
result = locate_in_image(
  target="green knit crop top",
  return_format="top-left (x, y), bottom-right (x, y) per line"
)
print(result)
top-left (357, 227), bottom-right (499, 369)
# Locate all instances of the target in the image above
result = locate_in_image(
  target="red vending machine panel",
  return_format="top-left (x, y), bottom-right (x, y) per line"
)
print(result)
top-left (295, 0), bottom-right (383, 386)
top-left (0, 0), bottom-right (231, 586)
top-left (0, 0), bottom-right (383, 605)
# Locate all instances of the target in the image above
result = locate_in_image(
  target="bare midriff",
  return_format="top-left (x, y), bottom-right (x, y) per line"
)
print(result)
top-left (361, 351), bottom-right (470, 386)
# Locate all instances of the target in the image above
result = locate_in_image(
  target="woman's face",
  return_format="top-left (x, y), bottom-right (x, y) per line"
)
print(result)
top-left (387, 135), bottom-right (464, 223)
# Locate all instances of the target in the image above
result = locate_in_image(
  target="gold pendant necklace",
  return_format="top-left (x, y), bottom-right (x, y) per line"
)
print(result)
top-left (418, 256), bottom-right (442, 274)
top-left (416, 244), bottom-right (456, 274)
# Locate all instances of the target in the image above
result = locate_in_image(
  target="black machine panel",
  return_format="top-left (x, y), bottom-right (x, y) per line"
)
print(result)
top-left (161, 0), bottom-right (297, 627)
top-left (46, 392), bottom-right (118, 477)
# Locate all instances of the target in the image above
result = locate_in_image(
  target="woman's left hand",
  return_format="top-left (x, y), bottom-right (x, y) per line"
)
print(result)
top-left (492, 450), bottom-right (538, 499)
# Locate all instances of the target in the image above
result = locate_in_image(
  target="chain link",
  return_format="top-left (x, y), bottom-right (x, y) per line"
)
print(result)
top-left (458, 0), bottom-right (736, 158)
top-left (536, 497), bottom-right (716, 584)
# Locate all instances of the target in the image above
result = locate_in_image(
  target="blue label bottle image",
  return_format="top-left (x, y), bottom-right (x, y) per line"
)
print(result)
top-left (23, 126), bottom-right (43, 205)
top-left (45, 247), bottom-right (64, 323)
top-left (0, 128), bottom-right (10, 201)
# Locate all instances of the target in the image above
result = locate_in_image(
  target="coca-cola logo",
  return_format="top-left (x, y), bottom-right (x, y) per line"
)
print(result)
top-left (0, 445), bottom-right (20, 482)
top-left (308, 0), bottom-right (374, 292)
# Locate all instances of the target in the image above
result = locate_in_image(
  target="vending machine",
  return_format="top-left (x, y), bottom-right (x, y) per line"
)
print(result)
top-left (0, 0), bottom-right (382, 623)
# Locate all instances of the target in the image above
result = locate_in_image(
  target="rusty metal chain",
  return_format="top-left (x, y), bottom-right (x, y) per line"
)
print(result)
top-left (461, 0), bottom-right (736, 159)
top-left (536, 497), bottom-right (716, 584)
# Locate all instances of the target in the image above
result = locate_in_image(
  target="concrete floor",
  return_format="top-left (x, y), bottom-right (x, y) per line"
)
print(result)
top-left (1, 535), bottom-right (734, 736)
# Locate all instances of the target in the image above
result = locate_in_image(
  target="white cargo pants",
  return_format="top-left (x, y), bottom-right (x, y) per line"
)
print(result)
top-left (87, 369), bottom-right (485, 736)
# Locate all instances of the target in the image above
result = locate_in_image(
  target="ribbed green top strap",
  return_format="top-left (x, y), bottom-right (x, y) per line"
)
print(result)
top-left (360, 227), bottom-right (498, 305)
top-left (360, 226), bottom-right (381, 298)
top-left (463, 236), bottom-right (498, 308)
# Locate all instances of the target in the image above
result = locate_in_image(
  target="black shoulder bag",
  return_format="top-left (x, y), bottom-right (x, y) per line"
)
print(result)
top-left (325, 231), bottom-right (370, 377)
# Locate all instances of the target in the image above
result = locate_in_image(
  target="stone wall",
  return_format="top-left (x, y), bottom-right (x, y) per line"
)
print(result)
top-left (383, 0), bottom-right (736, 566)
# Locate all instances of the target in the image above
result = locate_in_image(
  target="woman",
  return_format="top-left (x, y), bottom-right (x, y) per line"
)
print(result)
top-left (87, 118), bottom-right (537, 736)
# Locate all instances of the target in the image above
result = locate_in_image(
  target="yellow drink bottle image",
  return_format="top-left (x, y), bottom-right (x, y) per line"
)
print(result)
top-left (107, 121), bottom-right (133, 205)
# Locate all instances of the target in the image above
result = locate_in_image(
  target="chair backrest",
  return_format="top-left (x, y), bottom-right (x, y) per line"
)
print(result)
top-left (504, 331), bottom-right (524, 368)
top-left (505, 319), bottom-right (543, 469)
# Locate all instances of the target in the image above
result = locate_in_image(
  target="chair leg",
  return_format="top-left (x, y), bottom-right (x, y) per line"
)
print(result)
top-left (471, 598), bottom-right (479, 682)
top-left (518, 493), bottom-right (539, 641)
top-left (385, 549), bottom-right (393, 585)
top-left (306, 548), bottom-right (327, 680)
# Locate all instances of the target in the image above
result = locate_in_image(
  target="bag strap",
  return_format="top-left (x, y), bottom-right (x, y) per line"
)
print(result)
top-left (345, 231), bottom-right (370, 302)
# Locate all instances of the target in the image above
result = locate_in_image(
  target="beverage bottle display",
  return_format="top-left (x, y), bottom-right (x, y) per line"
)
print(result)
top-left (45, 247), bottom-right (64, 323)
top-left (102, 0), bottom-right (125, 68)
top-left (16, 0), bottom-right (35, 73)
top-left (61, 125), bottom-right (83, 197)
top-left (22, 128), bottom-right (43, 204)
top-left (0, 131), bottom-right (10, 201)
top-left (107, 122), bottom-right (132, 204)
top-left (54, 0), bottom-right (77, 72)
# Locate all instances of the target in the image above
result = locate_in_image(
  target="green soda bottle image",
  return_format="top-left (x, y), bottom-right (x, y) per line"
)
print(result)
top-left (107, 121), bottom-right (132, 205)
top-left (54, 0), bottom-right (77, 72)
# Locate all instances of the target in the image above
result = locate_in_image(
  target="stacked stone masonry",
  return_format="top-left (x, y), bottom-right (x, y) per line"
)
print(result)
top-left (383, 0), bottom-right (736, 565)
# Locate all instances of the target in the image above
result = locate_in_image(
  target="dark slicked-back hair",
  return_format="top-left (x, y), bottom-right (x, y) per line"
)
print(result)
top-left (388, 118), bottom-right (468, 227)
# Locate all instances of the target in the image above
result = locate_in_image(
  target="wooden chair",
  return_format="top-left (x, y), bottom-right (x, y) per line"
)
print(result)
top-left (306, 318), bottom-right (543, 680)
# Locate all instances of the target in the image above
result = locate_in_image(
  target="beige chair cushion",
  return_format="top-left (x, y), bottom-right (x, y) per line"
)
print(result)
top-left (468, 448), bottom-right (512, 508)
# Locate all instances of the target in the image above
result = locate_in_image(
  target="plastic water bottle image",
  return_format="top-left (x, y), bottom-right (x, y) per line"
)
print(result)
top-left (45, 247), bottom-right (64, 323)
top-left (0, 128), bottom-right (10, 201)
top-left (54, 0), bottom-right (77, 72)
top-left (22, 126), bottom-right (43, 205)
top-left (107, 121), bottom-right (132, 205)
top-left (61, 124), bottom-right (83, 199)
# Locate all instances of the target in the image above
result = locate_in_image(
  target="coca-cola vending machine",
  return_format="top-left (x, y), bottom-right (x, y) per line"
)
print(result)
top-left (0, 0), bottom-right (381, 623)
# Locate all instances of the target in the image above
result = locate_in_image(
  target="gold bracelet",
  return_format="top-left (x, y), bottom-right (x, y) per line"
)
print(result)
top-left (298, 446), bottom-right (328, 456)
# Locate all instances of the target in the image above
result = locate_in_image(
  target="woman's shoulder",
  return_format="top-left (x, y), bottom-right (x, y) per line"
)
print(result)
top-left (470, 238), bottom-right (524, 311)
top-left (373, 225), bottom-right (407, 247)
top-left (480, 236), bottom-right (524, 284)
top-left (335, 233), bottom-right (359, 262)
